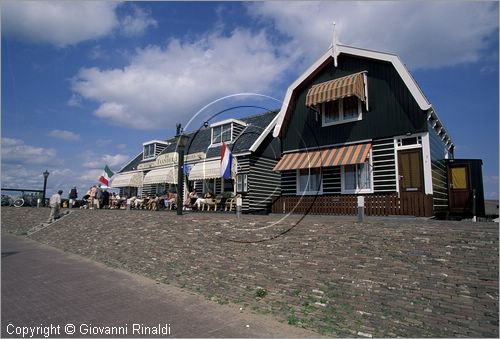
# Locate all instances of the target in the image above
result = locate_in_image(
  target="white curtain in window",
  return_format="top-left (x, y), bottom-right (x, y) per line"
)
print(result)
top-left (358, 162), bottom-right (371, 189)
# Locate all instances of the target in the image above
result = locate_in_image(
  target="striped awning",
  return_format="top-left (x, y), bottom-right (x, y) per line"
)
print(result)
top-left (305, 72), bottom-right (366, 107)
top-left (273, 143), bottom-right (371, 172)
top-left (142, 167), bottom-right (177, 185)
top-left (110, 172), bottom-right (143, 188)
top-left (188, 160), bottom-right (221, 180)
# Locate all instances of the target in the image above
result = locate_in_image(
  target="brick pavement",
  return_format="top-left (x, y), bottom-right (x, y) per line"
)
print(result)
top-left (1, 232), bottom-right (316, 338)
top-left (1, 207), bottom-right (499, 337)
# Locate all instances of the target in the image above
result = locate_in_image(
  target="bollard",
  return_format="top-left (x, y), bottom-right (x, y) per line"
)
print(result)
top-left (236, 196), bottom-right (242, 219)
top-left (472, 188), bottom-right (477, 222)
top-left (37, 198), bottom-right (41, 208)
top-left (357, 196), bottom-right (365, 222)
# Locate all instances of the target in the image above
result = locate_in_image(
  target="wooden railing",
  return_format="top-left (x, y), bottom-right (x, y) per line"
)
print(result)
top-left (271, 193), bottom-right (434, 217)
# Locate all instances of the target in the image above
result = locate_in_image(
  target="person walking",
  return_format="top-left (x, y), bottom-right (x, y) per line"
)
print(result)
top-left (47, 190), bottom-right (63, 223)
top-left (89, 185), bottom-right (97, 209)
top-left (68, 186), bottom-right (78, 208)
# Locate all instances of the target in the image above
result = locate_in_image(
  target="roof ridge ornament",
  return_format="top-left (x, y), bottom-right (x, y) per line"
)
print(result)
top-left (330, 21), bottom-right (340, 67)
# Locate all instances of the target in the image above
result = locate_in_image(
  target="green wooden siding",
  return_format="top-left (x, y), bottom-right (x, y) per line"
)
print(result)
top-left (283, 55), bottom-right (428, 152)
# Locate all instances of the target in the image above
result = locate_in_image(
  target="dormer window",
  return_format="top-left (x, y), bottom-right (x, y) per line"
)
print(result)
top-left (212, 124), bottom-right (232, 144)
top-left (143, 140), bottom-right (169, 160)
top-left (144, 144), bottom-right (155, 159)
top-left (322, 96), bottom-right (362, 126)
top-left (305, 71), bottom-right (368, 127)
top-left (210, 119), bottom-right (247, 145)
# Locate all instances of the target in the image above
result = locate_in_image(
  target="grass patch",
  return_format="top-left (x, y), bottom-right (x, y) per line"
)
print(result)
top-left (287, 313), bottom-right (299, 325)
top-left (255, 288), bottom-right (268, 298)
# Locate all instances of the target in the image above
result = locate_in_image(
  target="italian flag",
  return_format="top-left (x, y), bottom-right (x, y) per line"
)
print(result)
top-left (99, 165), bottom-right (114, 186)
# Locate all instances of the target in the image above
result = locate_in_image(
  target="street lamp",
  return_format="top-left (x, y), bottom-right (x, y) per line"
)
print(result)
top-left (175, 124), bottom-right (189, 216)
top-left (42, 170), bottom-right (49, 207)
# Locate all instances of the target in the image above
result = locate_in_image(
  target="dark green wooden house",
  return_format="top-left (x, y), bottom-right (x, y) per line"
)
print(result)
top-left (271, 43), bottom-right (480, 217)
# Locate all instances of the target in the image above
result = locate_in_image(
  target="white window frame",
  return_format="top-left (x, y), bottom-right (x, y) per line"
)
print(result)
top-left (236, 174), bottom-right (248, 193)
top-left (341, 154), bottom-right (374, 194)
top-left (143, 144), bottom-right (155, 160)
top-left (396, 135), bottom-right (423, 150)
top-left (322, 97), bottom-right (363, 127)
top-left (296, 168), bottom-right (323, 195)
top-left (211, 123), bottom-right (233, 145)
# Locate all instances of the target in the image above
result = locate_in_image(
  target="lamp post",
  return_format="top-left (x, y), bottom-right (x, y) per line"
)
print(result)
top-left (175, 124), bottom-right (189, 216)
top-left (42, 170), bottom-right (49, 207)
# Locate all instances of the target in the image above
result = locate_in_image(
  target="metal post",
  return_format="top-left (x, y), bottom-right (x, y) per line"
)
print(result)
top-left (236, 196), bottom-right (242, 218)
top-left (176, 123), bottom-right (186, 216)
top-left (357, 196), bottom-right (365, 222)
top-left (472, 188), bottom-right (476, 222)
top-left (177, 147), bottom-right (185, 216)
top-left (42, 170), bottom-right (49, 207)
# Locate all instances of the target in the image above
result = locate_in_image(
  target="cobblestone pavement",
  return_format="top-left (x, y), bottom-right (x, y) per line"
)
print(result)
top-left (2, 207), bottom-right (499, 337)
top-left (1, 232), bottom-right (316, 338)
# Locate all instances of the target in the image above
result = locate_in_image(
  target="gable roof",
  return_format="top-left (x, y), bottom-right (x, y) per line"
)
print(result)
top-left (205, 110), bottom-right (279, 158)
top-left (117, 152), bottom-right (143, 173)
top-left (272, 44), bottom-right (452, 149)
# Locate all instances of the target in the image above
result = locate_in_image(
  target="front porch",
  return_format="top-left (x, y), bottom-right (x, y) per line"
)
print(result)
top-left (271, 193), bottom-right (434, 217)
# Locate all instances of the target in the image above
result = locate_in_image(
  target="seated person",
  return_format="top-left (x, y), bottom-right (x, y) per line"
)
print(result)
top-left (164, 191), bottom-right (176, 208)
top-left (149, 195), bottom-right (160, 210)
top-left (195, 190), bottom-right (214, 209)
top-left (183, 189), bottom-right (198, 210)
top-left (127, 196), bottom-right (137, 208)
top-left (110, 192), bottom-right (117, 209)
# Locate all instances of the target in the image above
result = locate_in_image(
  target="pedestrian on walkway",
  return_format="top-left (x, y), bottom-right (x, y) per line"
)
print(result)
top-left (68, 186), bottom-right (78, 208)
top-left (89, 185), bottom-right (97, 209)
top-left (47, 190), bottom-right (63, 223)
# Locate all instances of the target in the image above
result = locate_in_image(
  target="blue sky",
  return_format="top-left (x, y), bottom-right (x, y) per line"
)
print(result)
top-left (1, 1), bottom-right (499, 200)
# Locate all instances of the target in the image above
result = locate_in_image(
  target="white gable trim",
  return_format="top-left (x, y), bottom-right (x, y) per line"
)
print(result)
top-left (273, 44), bottom-right (432, 137)
top-left (248, 113), bottom-right (279, 153)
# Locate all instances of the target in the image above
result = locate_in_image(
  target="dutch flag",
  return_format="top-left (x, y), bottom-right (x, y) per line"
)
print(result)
top-left (220, 142), bottom-right (232, 180)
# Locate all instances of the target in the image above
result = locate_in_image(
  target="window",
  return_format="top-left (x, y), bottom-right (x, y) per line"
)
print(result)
top-left (143, 144), bottom-right (155, 159)
top-left (341, 161), bottom-right (372, 194)
top-left (202, 179), bottom-right (215, 194)
top-left (212, 124), bottom-right (232, 144)
top-left (236, 174), bottom-right (248, 193)
top-left (297, 168), bottom-right (322, 194)
top-left (397, 136), bottom-right (422, 148)
top-left (322, 96), bottom-right (362, 126)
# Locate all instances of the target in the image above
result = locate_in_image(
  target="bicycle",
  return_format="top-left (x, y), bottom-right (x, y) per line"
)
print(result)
top-left (1, 194), bottom-right (25, 207)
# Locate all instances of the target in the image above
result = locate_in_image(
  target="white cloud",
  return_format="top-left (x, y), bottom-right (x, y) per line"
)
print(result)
top-left (1, 137), bottom-right (57, 165)
top-left (1, 1), bottom-right (119, 48)
top-left (71, 28), bottom-right (294, 129)
top-left (79, 151), bottom-right (130, 169)
top-left (120, 4), bottom-right (158, 37)
top-left (48, 129), bottom-right (80, 141)
top-left (67, 94), bottom-right (83, 107)
top-left (248, 1), bottom-right (499, 69)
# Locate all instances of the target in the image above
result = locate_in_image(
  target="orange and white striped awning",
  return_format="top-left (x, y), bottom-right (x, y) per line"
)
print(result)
top-left (273, 143), bottom-right (371, 172)
top-left (305, 72), bottom-right (366, 107)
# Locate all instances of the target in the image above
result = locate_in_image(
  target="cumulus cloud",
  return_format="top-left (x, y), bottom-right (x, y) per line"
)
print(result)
top-left (1, 137), bottom-right (57, 165)
top-left (1, 1), bottom-right (119, 47)
top-left (48, 129), bottom-right (80, 141)
top-left (248, 1), bottom-right (499, 69)
top-left (120, 4), bottom-right (158, 37)
top-left (71, 29), bottom-right (294, 129)
top-left (79, 151), bottom-right (130, 169)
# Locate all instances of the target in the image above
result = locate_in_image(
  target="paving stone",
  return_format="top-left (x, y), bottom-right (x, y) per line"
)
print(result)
top-left (1, 207), bottom-right (498, 337)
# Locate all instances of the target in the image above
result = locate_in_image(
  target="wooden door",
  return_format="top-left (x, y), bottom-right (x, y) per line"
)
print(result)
top-left (448, 164), bottom-right (471, 213)
top-left (398, 149), bottom-right (424, 192)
